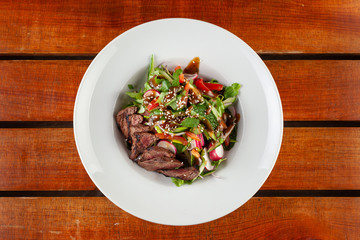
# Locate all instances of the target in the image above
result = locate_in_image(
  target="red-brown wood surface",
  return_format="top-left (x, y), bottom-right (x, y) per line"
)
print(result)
top-left (0, 128), bottom-right (95, 191)
top-left (0, 197), bottom-right (358, 239)
top-left (0, 0), bottom-right (360, 54)
top-left (1, 128), bottom-right (359, 191)
top-left (1, 60), bottom-right (360, 121)
top-left (263, 127), bottom-right (360, 190)
top-left (0, 61), bottom-right (86, 121)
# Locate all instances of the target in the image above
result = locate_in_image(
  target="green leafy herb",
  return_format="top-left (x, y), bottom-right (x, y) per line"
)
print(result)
top-left (192, 103), bottom-right (218, 130)
top-left (126, 91), bottom-right (143, 100)
top-left (158, 69), bottom-right (173, 83)
top-left (172, 142), bottom-right (188, 154)
top-left (172, 68), bottom-right (183, 87)
top-left (181, 118), bottom-right (200, 128)
top-left (224, 83), bottom-right (241, 99)
top-left (171, 177), bottom-right (193, 187)
top-left (159, 79), bottom-right (171, 92)
top-left (168, 99), bottom-right (178, 110)
top-left (144, 81), bottom-right (152, 92)
top-left (209, 79), bottom-right (219, 83)
top-left (201, 170), bottom-right (215, 177)
top-left (211, 158), bottom-right (227, 168)
top-left (128, 84), bottom-right (134, 89)
top-left (148, 55), bottom-right (155, 80)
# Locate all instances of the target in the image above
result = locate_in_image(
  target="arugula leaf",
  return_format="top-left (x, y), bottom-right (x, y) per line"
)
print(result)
top-left (192, 103), bottom-right (218, 130)
top-left (201, 170), bottom-right (215, 177)
top-left (148, 109), bottom-right (163, 117)
top-left (172, 142), bottom-right (188, 153)
top-left (148, 54), bottom-right (155, 80)
top-left (157, 92), bottom-right (167, 103)
top-left (172, 68), bottom-right (183, 87)
top-left (168, 99), bottom-right (178, 110)
top-left (171, 177), bottom-right (193, 187)
top-left (181, 118), bottom-right (200, 128)
top-left (224, 83), bottom-right (241, 99)
top-left (211, 158), bottom-right (227, 168)
top-left (159, 79), bottom-right (171, 92)
top-left (158, 69), bottom-right (173, 83)
top-left (144, 81), bottom-right (152, 92)
top-left (128, 84), bottom-right (134, 89)
top-left (126, 91), bottom-right (143, 100)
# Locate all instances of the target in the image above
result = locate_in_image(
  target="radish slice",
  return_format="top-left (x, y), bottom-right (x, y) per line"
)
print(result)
top-left (143, 89), bottom-right (160, 99)
top-left (209, 144), bottom-right (224, 161)
top-left (203, 148), bottom-right (214, 171)
top-left (157, 140), bottom-right (177, 154)
top-left (198, 134), bottom-right (205, 146)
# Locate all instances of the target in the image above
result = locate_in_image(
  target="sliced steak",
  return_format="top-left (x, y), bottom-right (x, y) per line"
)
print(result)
top-left (137, 157), bottom-right (183, 171)
top-left (129, 124), bottom-right (150, 137)
top-left (158, 167), bottom-right (199, 181)
top-left (116, 106), bottom-right (137, 138)
top-left (141, 146), bottom-right (175, 161)
top-left (128, 114), bottom-right (143, 126)
top-left (130, 132), bottom-right (157, 160)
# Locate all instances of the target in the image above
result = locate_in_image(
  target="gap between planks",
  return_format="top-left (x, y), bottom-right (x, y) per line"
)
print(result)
top-left (1, 53), bottom-right (360, 60)
top-left (1, 190), bottom-right (360, 197)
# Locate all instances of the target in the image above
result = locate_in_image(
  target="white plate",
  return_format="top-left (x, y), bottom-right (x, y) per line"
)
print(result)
top-left (74, 18), bottom-right (283, 226)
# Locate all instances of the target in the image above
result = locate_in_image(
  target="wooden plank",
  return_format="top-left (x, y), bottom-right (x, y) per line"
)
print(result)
top-left (0, 197), bottom-right (358, 239)
top-left (263, 128), bottom-right (360, 190)
top-left (0, 61), bottom-right (87, 121)
top-left (0, 0), bottom-right (360, 54)
top-left (0, 128), bottom-right (95, 191)
top-left (1, 60), bottom-right (360, 121)
top-left (265, 60), bottom-right (360, 121)
top-left (0, 128), bottom-right (359, 191)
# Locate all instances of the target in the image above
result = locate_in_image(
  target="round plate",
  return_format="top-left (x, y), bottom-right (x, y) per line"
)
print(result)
top-left (74, 18), bottom-right (283, 226)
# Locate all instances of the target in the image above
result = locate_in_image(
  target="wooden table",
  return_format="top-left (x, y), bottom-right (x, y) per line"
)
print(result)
top-left (1, 1), bottom-right (359, 239)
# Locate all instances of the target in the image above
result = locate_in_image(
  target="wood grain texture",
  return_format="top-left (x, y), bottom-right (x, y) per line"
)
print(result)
top-left (263, 128), bottom-right (360, 190)
top-left (1, 60), bottom-right (360, 121)
top-left (0, 128), bottom-right (359, 190)
top-left (0, 128), bottom-right (95, 191)
top-left (0, 61), bottom-right (87, 121)
top-left (0, 197), bottom-right (358, 239)
top-left (0, 0), bottom-right (360, 54)
top-left (265, 60), bottom-right (360, 121)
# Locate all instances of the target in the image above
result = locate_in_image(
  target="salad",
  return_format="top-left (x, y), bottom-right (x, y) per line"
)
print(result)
top-left (116, 56), bottom-right (240, 186)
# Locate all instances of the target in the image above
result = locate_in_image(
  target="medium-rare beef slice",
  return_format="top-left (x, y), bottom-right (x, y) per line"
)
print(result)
top-left (129, 124), bottom-right (150, 137)
top-left (116, 106), bottom-right (137, 138)
top-left (130, 132), bottom-right (157, 160)
top-left (140, 146), bottom-right (175, 161)
top-left (128, 114), bottom-right (143, 126)
top-left (137, 157), bottom-right (183, 171)
top-left (158, 167), bottom-right (199, 181)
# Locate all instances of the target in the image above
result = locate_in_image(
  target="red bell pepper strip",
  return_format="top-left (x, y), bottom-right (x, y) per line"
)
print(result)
top-left (174, 66), bottom-right (181, 71)
top-left (147, 96), bottom-right (159, 111)
top-left (194, 78), bottom-right (210, 92)
top-left (179, 73), bottom-right (185, 83)
top-left (203, 82), bottom-right (223, 91)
